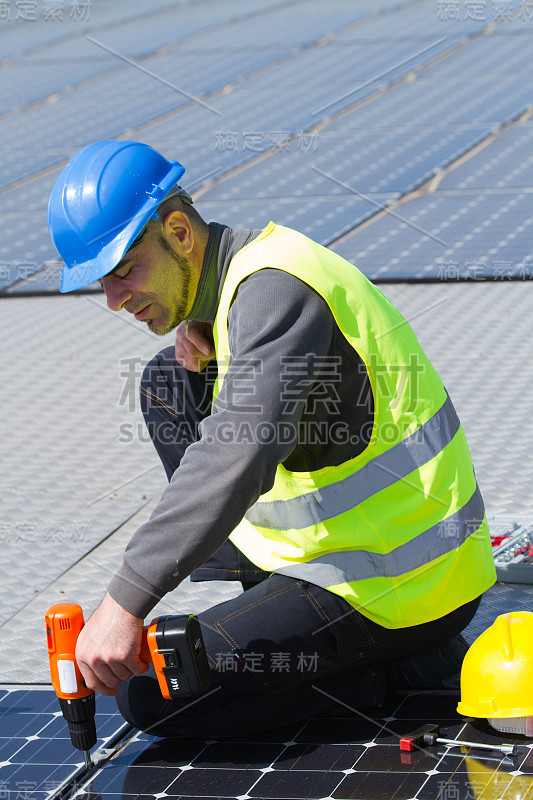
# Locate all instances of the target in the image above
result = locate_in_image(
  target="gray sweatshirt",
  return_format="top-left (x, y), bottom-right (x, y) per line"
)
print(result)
top-left (107, 223), bottom-right (373, 618)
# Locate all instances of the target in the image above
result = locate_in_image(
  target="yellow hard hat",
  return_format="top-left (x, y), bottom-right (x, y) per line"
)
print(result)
top-left (457, 611), bottom-right (533, 719)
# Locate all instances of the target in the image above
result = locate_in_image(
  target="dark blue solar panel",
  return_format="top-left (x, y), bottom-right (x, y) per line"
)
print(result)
top-left (331, 191), bottom-right (533, 280)
top-left (439, 123), bottom-right (533, 191)
top-left (47, 637), bottom-right (533, 800)
top-left (0, 689), bottom-right (125, 799)
top-left (0, 0), bottom-right (374, 118)
top-left (341, 0), bottom-right (492, 37)
top-left (199, 127), bottom-right (489, 200)
top-left (196, 194), bottom-right (397, 248)
top-left (326, 73), bottom-right (533, 131)
top-left (423, 27), bottom-right (533, 77)
top-left (0, 44), bottom-right (298, 192)
top-left (3, 0), bottom-right (531, 296)
top-left (0, 11), bottom-right (216, 117)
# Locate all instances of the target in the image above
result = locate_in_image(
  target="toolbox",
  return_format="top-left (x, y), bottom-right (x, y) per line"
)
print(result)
top-left (491, 521), bottom-right (533, 584)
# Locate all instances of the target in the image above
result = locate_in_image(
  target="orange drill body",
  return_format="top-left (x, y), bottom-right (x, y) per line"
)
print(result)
top-left (46, 602), bottom-right (92, 700)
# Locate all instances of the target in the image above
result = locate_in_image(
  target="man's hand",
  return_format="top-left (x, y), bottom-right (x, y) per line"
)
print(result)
top-left (175, 320), bottom-right (215, 372)
top-left (75, 593), bottom-right (149, 697)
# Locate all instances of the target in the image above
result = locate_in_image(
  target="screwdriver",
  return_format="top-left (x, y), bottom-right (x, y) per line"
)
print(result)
top-left (399, 724), bottom-right (517, 757)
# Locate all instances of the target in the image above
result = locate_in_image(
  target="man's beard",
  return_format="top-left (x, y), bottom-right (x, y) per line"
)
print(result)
top-left (148, 239), bottom-right (193, 335)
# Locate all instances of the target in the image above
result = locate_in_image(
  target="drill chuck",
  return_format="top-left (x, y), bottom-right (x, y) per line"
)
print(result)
top-left (58, 695), bottom-right (97, 752)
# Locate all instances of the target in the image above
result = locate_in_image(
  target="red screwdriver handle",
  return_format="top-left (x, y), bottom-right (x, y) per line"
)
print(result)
top-left (399, 724), bottom-right (440, 752)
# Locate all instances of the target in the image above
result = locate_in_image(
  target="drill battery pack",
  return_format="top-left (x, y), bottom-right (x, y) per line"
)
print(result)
top-left (147, 614), bottom-right (211, 699)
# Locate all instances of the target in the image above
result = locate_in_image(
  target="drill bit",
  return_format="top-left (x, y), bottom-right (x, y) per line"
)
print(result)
top-left (84, 750), bottom-right (92, 770)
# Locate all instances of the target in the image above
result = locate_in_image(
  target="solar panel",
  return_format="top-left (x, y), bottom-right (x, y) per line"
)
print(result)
top-left (491, 11), bottom-right (533, 31)
top-left (439, 123), bottom-right (533, 190)
top-left (0, 0), bottom-right (298, 62)
top-left (199, 127), bottom-right (489, 201)
top-left (421, 27), bottom-right (533, 76)
top-left (0, 291), bottom-right (174, 632)
top-left (20, 646), bottom-right (530, 800)
top-left (0, 1), bottom-right (473, 294)
top-left (0, 5), bottom-right (224, 117)
top-left (0, 689), bottom-right (126, 799)
top-left (196, 194), bottom-right (397, 247)
top-left (327, 73), bottom-right (533, 131)
top-left (3, 4), bottom-right (533, 796)
top-left (380, 282), bottom-right (533, 520)
top-left (7, 586), bottom-right (533, 799)
top-left (0, 44), bottom-right (299, 192)
top-left (341, 0), bottom-right (491, 37)
top-left (0, 171), bottom-right (61, 292)
top-left (0, 0), bottom-right (177, 60)
top-left (135, 34), bottom-right (466, 192)
top-left (331, 191), bottom-right (533, 279)
top-left (174, 0), bottom-right (372, 50)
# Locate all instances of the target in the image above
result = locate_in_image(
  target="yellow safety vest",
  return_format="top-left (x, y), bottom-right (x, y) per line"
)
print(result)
top-left (212, 222), bottom-right (496, 628)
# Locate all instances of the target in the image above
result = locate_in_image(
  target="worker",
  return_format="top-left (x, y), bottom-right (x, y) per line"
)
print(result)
top-left (47, 140), bottom-right (497, 739)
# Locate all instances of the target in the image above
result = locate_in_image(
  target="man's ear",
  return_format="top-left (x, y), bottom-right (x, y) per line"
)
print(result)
top-left (162, 210), bottom-right (194, 255)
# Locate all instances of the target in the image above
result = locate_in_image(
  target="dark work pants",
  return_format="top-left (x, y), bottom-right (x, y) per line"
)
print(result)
top-left (118, 347), bottom-right (482, 739)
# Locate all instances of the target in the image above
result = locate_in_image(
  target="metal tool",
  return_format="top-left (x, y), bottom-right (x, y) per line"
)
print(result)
top-left (399, 723), bottom-right (517, 757)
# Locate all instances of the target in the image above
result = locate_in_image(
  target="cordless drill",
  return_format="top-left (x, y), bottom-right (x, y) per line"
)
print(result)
top-left (46, 603), bottom-right (210, 767)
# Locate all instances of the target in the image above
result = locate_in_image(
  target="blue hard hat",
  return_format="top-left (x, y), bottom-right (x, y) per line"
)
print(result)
top-left (48, 140), bottom-right (185, 293)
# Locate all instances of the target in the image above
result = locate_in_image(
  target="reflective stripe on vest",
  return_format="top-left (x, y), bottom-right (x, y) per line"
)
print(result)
top-left (274, 484), bottom-right (484, 586)
top-left (245, 392), bottom-right (459, 531)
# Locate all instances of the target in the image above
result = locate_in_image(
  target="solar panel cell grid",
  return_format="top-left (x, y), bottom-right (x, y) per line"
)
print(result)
top-left (332, 191), bottom-right (533, 279)
top-left (5, 681), bottom-right (532, 800)
top-left (439, 123), bottom-right (533, 190)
